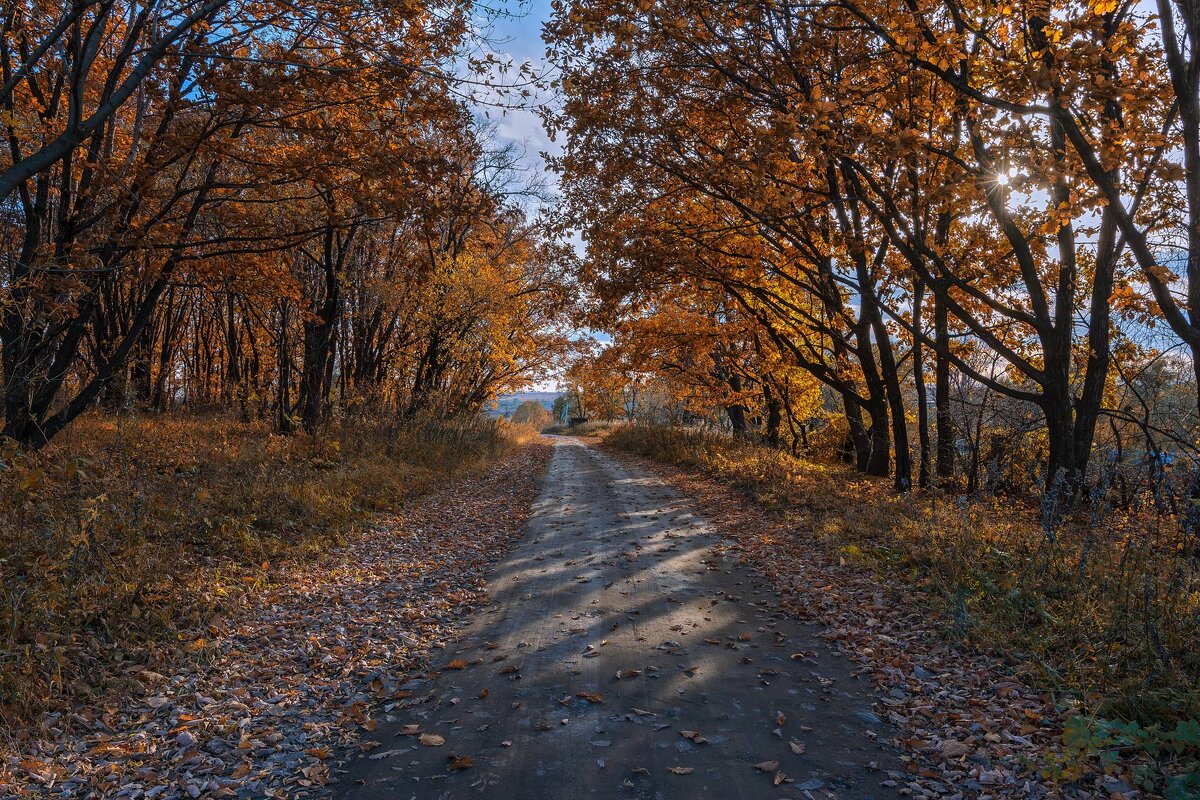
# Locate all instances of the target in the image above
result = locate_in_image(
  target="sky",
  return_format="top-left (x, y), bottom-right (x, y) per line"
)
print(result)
top-left (470, 1), bottom-right (602, 394)
top-left (473, 0), bottom-right (560, 200)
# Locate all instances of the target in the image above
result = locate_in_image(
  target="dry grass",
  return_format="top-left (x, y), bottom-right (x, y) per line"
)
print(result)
top-left (601, 423), bottom-right (1200, 726)
top-left (0, 413), bottom-right (535, 730)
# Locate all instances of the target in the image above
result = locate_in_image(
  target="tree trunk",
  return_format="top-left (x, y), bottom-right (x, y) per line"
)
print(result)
top-left (276, 301), bottom-right (294, 435)
top-left (934, 291), bottom-right (955, 481)
top-left (913, 283), bottom-right (931, 488)
top-left (763, 382), bottom-right (782, 447)
top-left (865, 399), bottom-right (891, 477)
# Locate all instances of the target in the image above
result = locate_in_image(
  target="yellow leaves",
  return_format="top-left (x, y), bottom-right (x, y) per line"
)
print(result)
top-left (15, 468), bottom-right (44, 494)
top-left (1090, 0), bottom-right (1119, 14)
top-left (1145, 264), bottom-right (1176, 284)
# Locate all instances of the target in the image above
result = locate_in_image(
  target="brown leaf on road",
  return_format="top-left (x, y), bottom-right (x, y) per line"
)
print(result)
top-left (447, 754), bottom-right (473, 771)
top-left (577, 691), bottom-right (605, 703)
top-left (419, 733), bottom-right (446, 747)
top-left (939, 740), bottom-right (971, 758)
top-left (667, 766), bottom-right (694, 775)
top-left (788, 739), bottom-right (806, 755)
top-left (446, 659), bottom-right (468, 670)
top-left (754, 760), bottom-right (780, 772)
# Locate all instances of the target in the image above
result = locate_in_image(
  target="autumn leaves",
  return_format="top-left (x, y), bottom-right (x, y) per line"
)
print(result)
top-left (0, 0), bottom-right (568, 448)
top-left (544, 0), bottom-right (1200, 494)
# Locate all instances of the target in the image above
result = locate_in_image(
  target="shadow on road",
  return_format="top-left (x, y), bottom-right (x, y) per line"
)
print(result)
top-left (333, 437), bottom-right (900, 799)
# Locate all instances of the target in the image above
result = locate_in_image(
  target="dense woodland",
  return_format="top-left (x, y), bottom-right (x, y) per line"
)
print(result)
top-left (545, 0), bottom-right (1200, 505)
top-left (0, 0), bottom-right (569, 450)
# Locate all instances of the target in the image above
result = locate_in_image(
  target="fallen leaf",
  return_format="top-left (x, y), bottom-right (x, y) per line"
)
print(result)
top-left (667, 766), bottom-right (694, 775)
top-left (788, 740), bottom-right (806, 755)
top-left (577, 692), bottom-right (604, 704)
top-left (419, 734), bottom-right (445, 747)
top-left (754, 760), bottom-right (779, 772)
top-left (447, 755), bottom-right (473, 771)
top-left (939, 740), bottom-right (971, 758)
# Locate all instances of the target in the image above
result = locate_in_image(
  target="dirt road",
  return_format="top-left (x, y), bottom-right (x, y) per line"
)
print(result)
top-left (334, 436), bottom-right (899, 799)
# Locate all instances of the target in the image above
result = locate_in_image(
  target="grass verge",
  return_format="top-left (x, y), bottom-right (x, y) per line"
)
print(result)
top-left (0, 413), bottom-right (537, 731)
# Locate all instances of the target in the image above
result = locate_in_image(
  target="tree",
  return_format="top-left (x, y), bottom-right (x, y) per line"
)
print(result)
top-left (544, 0), bottom-right (1200, 497)
top-left (511, 399), bottom-right (552, 430)
top-left (0, 0), bottom-right (567, 448)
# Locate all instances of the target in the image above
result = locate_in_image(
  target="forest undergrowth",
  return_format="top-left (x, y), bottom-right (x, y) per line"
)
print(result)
top-left (0, 413), bottom-right (535, 733)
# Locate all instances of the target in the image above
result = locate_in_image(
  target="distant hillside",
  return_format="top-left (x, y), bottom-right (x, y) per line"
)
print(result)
top-left (487, 391), bottom-right (559, 419)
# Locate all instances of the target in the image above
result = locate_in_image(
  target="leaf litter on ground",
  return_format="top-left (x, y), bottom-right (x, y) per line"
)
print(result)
top-left (1, 443), bottom-right (552, 799)
top-left (604, 446), bottom-right (1113, 800)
